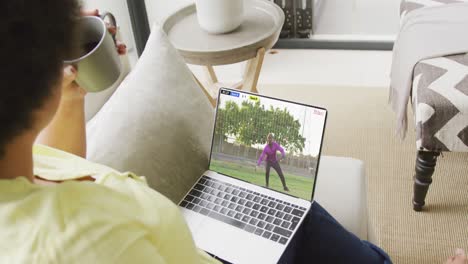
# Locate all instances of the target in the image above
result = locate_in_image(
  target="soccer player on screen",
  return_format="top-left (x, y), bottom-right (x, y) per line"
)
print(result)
top-left (257, 133), bottom-right (290, 191)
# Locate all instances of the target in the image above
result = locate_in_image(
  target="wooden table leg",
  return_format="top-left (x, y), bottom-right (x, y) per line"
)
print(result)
top-left (192, 48), bottom-right (266, 107)
top-left (243, 48), bottom-right (266, 93)
top-left (193, 73), bottom-right (217, 107)
top-left (204, 66), bottom-right (218, 85)
top-left (232, 81), bottom-right (243, 90)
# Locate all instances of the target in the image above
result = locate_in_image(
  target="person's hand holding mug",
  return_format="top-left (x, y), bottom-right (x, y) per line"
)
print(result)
top-left (37, 9), bottom-right (128, 157)
top-left (63, 9), bottom-right (127, 99)
top-left (61, 66), bottom-right (85, 101)
top-left (81, 10), bottom-right (127, 55)
top-left (64, 9), bottom-right (127, 94)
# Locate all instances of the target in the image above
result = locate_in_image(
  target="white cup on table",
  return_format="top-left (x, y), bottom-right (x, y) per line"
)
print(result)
top-left (195, 0), bottom-right (245, 34)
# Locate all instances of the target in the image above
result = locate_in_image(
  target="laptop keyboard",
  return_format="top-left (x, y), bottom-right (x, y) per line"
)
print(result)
top-left (180, 176), bottom-right (307, 245)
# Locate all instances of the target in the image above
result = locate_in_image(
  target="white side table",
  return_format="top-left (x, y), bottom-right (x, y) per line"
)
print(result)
top-left (162, 0), bottom-right (284, 107)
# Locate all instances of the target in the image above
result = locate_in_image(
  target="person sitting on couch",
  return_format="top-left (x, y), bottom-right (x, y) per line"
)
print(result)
top-left (0, 0), bottom-right (461, 263)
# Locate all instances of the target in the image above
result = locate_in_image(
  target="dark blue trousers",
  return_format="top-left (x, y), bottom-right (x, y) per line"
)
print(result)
top-left (278, 202), bottom-right (392, 263)
top-left (217, 202), bottom-right (392, 264)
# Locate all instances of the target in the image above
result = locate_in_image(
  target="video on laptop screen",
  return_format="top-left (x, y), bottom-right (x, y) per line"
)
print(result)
top-left (209, 89), bottom-right (327, 200)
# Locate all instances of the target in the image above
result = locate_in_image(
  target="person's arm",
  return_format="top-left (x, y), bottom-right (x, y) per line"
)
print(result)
top-left (35, 10), bottom-right (127, 158)
top-left (277, 143), bottom-right (286, 160)
top-left (257, 147), bottom-right (266, 166)
top-left (36, 66), bottom-right (87, 157)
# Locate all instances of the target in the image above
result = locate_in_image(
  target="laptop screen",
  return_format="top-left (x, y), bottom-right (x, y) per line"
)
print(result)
top-left (209, 89), bottom-right (327, 201)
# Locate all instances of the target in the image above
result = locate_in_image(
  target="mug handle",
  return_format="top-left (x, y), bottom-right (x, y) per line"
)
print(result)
top-left (100, 11), bottom-right (117, 42)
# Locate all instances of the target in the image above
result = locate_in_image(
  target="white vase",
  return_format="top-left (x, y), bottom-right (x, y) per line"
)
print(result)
top-left (195, 0), bottom-right (245, 34)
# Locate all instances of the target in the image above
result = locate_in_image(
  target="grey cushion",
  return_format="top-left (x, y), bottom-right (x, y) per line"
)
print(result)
top-left (86, 25), bottom-right (214, 202)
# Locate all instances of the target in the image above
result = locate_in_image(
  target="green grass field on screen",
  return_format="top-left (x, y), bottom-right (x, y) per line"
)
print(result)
top-left (210, 159), bottom-right (314, 200)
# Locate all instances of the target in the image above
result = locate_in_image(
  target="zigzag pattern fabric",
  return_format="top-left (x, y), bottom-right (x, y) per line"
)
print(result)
top-left (412, 54), bottom-right (468, 152)
top-left (401, 0), bottom-right (468, 152)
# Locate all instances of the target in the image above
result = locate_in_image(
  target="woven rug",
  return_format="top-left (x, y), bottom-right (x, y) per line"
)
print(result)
top-left (258, 84), bottom-right (468, 264)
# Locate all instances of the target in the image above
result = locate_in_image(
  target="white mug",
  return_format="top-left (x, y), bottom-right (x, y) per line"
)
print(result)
top-left (195, 0), bottom-right (244, 34)
top-left (64, 13), bottom-right (121, 93)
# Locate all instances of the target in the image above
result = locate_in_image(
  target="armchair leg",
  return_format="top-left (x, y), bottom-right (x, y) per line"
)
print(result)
top-left (413, 151), bottom-right (440, 211)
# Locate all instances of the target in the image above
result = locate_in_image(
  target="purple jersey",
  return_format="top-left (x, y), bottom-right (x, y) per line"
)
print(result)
top-left (257, 141), bottom-right (285, 165)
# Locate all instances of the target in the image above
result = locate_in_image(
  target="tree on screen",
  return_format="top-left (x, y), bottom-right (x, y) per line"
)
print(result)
top-left (216, 100), bottom-right (305, 154)
top-left (215, 101), bottom-right (240, 139)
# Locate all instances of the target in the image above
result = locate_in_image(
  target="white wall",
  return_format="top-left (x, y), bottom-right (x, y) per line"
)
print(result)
top-left (314, 0), bottom-right (400, 35)
top-left (145, 0), bottom-right (194, 26)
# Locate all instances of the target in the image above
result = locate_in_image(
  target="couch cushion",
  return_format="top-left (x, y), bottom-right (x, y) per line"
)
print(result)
top-left (86, 24), bottom-right (214, 202)
top-left (314, 156), bottom-right (368, 240)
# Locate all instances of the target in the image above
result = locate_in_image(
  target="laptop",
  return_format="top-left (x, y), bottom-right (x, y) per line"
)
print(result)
top-left (179, 88), bottom-right (327, 264)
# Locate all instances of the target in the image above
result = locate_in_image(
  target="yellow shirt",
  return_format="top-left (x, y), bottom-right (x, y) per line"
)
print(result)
top-left (0, 145), bottom-right (219, 264)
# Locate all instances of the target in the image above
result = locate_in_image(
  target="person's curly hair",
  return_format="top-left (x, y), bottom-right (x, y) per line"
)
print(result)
top-left (0, 0), bottom-right (79, 157)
